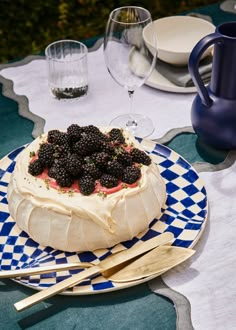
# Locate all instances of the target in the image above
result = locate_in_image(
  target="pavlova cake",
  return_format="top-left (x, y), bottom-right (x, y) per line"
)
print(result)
top-left (7, 125), bottom-right (166, 252)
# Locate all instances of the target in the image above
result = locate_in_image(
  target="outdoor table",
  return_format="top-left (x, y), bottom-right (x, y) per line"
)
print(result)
top-left (0, 3), bottom-right (236, 329)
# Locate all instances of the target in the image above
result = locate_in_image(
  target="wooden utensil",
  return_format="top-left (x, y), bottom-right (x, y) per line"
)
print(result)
top-left (0, 262), bottom-right (92, 279)
top-left (107, 245), bottom-right (195, 282)
top-left (14, 231), bottom-right (174, 312)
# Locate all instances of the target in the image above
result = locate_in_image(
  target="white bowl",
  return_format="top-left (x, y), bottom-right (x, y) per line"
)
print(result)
top-left (143, 15), bottom-right (215, 66)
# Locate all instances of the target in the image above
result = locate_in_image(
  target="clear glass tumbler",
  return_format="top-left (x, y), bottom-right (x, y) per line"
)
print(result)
top-left (45, 40), bottom-right (88, 100)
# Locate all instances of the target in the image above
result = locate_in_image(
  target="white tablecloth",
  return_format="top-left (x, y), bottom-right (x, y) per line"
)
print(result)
top-left (1, 44), bottom-right (236, 330)
top-left (154, 163), bottom-right (236, 329)
top-left (1, 45), bottom-right (194, 139)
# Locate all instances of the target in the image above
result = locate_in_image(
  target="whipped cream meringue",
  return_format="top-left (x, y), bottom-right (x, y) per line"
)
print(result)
top-left (7, 129), bottom-right (166, 252)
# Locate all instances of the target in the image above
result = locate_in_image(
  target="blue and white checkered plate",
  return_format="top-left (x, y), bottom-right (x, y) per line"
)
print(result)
top-left (0, 139), bottom-right (208, 295)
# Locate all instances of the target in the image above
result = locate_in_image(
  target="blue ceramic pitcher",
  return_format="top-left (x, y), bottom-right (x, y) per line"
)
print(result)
top-left (189, 21), bottom-right (236, 149)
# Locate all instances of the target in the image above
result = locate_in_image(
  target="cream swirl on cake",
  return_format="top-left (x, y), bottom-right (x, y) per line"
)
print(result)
top-left (7, 126), bottom-right (166, 252)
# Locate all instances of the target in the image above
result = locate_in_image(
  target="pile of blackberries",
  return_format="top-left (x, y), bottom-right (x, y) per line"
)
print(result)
top-left (28, 125), bottom-right (151, 195)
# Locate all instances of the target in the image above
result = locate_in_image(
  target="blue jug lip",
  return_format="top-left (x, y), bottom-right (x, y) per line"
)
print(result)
top-left (217, 21), bottom-right (236, 38)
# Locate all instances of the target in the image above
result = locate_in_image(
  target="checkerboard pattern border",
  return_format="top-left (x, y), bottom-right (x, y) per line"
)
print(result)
top-left (0, 141), bottom-right (208, 293)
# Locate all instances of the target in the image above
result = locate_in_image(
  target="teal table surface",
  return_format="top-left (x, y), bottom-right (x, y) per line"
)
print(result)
top-left (0, 2), bottom-right (235, 329)
top-left (0, 280), bottom-right (176, 330)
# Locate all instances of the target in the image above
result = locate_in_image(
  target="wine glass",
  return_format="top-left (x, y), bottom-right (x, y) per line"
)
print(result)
top-left (104, 6), bottom-right (157, 138)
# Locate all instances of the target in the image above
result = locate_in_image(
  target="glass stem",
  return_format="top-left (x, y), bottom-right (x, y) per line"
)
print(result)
top-left (126, 90), bottom-right (137, 128)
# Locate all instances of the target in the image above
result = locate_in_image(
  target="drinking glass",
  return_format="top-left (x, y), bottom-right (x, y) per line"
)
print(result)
top-left (45, 40), bottom-right (88, 100)
top-left (104, 6), bottom-right (157, 137)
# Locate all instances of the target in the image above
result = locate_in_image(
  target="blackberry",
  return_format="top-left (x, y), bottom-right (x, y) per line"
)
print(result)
top-left (79, 175), bottom-right (95, 195)
top-left (54, 167), bottom-right (74, 187)
top-left (100, 174), bottom-right (118, 188)
top-left (53, 157), bottom-right (67, 169)
top-left (48, 165), bottom-right (59, 179)
top-left (109, 128), bottom-right (125, 144)
top-left (73, 134), bottom-right (102, 156)
top-left (65, 154), bottom-right (83, 177)
top-left (122, 165), bottom-right (141, 184)
top-left (116, 150), bottom-right (133, 167)
top-left (106, 160), bottom-right (124, 179)
top-left (82, 163), bottom-right (102, 180)
top-left (82, 125), bottom-right (98, 136)
top-left (47, 130), bottom-right (69, 146)
top-left (38, 143), bottom-right (55, 167)
top-left (53, 131), bottom-right (70, 146)
top-left (130, 148), bottom-right (151, 166)
top-left (101, 141), bottom-right (115, 155)
top-left (53, 143), bottom-right (71, 159)
top-left (83, 125), bottom-right (100, 134)
top-left (67, 124), bottom-right (83, 143)
top-left (82, 125), bottom-right (108, 142)
top-left (47, 130), bottom-right (61, 144)
top-left (28, 159), bottom-right (44, 176)
top-left (91, 152), bottom-right (110, 168)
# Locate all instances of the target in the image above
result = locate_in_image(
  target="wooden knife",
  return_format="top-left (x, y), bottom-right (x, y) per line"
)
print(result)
top-left (107, 245), bottom-right (195, 282)
top-left (14, 231), bottom-right (174, 312)
top-left (0, 262), bottom-right (93, 278)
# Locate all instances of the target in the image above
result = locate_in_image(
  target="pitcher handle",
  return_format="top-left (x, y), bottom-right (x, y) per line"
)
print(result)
top-left (188, 33), bottom-right (223, 107)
